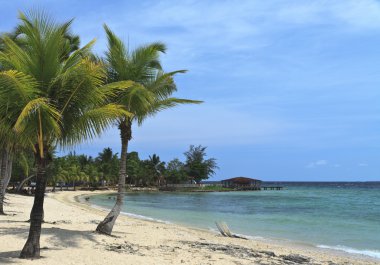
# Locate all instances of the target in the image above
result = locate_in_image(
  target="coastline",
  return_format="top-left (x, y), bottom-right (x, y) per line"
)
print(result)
top-left (0, 191), bottom-right (379, 265)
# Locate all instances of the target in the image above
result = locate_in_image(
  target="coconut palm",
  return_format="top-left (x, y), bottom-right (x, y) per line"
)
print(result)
top-left (0, 32), bottom-right (18, 215)
top-left (0, 28), bottom-right (82, 213)
top-left (148, 154), bottom-right (165, 186)
top-left (95, 25), bottom-right (202, 235)
top-left (0, 11), bottom-right (131, 258)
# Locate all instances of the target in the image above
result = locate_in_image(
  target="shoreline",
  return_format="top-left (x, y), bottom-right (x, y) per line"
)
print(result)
top-left (84, 191), bottom-right (380, 261)
top-left (84, 190), bottom-right (380, 260)
top-left (0, 191), bottom-right (379, 265)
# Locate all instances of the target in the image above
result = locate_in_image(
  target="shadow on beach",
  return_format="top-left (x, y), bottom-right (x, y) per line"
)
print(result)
top-left (0, 225), bottom-right (99, 263)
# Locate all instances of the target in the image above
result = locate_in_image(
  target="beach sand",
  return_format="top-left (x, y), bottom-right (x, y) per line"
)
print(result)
top-left (0, 191), bottom-right (379, 265)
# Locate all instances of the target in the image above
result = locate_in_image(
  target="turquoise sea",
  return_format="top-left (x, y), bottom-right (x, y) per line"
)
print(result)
top-left (89, 182), bottom-right (380, 259)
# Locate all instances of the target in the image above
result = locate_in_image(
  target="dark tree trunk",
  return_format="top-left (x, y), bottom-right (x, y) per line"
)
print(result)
top-left (20, 146), bottom-right (50, 259)
top-left (96, 120), bottom-right (131, 235)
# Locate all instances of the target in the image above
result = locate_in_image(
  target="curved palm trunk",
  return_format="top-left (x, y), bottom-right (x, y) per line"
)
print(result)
top-left (20, 147), bottom-right (49, 259)
top-left (96, 120), bottom-right (131, 235)
top-left (16, 175), bottom-right (35, 193)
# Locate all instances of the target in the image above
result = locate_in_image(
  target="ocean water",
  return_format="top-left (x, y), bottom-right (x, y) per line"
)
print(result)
top-left (89, 182), bottom-right (380, 259)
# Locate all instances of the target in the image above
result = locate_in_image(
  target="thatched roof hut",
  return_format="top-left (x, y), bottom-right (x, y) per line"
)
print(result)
top-left (221, 177), bottom-right (261, 189)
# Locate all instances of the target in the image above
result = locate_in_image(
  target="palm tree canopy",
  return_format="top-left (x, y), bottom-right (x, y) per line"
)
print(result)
top-left (103, 24), bottom-right (202, 125)
top-left (0, 11), bottom-right (132, 156)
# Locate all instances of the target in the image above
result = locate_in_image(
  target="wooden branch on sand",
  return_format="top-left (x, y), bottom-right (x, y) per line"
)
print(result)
top-left (215, 221), bottom-right (248, 240)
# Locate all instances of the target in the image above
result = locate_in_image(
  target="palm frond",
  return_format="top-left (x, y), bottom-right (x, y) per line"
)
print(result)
top-left (137, 98), bottom-right (203, 125)
top-left (118, 83), bottom-right (155, 115)
top-left (0, 70), bottom-right (38, 101)
top-left (14, 97), bottom-right (61, 134)
top-left (147, 70), bottom-right (187, 99)
top-left (99, 80), bottom-right (135, 99)
top-left (60, 104), bottom-right (131, 147)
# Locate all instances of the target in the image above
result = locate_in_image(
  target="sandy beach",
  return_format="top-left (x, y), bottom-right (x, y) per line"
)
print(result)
top-left (0, 191), bottom-right (379, 265)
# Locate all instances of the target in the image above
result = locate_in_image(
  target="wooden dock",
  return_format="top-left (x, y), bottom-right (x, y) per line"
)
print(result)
top-left (233, 186), bottom-right (283, 191)
top-left (261, 186), bottom-right (283, 190)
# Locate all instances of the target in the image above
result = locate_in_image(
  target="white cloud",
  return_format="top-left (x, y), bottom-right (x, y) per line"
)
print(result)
top-left (131, 103), bottom-right (290, 147)
top-left (307, 159), bottom-right (328, 168)
top-left (69, 101), bottom-right (295, 153)
top-left (275, 0), bottom-right (380, 29)
top-left (358, 163), bottom-right (368, 167)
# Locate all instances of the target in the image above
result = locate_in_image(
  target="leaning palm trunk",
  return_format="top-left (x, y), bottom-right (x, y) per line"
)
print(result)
top-left (96, 121), bottom-right (131, 235)
top-left (20, 147), bottom-right (49, 259)
top-left (0, 148), bottom-right (12, 215)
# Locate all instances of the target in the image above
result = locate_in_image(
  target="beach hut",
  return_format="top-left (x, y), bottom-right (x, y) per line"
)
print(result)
top-left (221, 177), bottom-right (262, 190)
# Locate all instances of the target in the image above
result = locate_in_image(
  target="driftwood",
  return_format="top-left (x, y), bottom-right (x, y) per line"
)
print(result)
top-left (215, 221), bottom-right (248, 239)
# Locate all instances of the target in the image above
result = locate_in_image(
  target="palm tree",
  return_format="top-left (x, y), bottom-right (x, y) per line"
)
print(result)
top-left (95, 25), bottom-right (202, 235)
top-left (0, 32), bottom-right (18, 215)
top-left (96, 147), bottom-right (119, 185)
top-left (0, 28), bottom-right (82, 214)
top-left (148, 154), bottom-right (165, 186)
top-left (0, 11), bottom-right (131, 258)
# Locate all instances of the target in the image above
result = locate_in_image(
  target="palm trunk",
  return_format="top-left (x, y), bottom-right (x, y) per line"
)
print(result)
top-left (96, 120), bottom-right (131, 235)
top-left (0, 149), bottom-right (6, 215)
top-left (20, 147), bottom-right (49, 259)
top-left (5, 153), bottom-right (13, 192)
top-left (0, 148), bottom-right (12, 215)
top-left (16, 175), bottom-right (35, 193)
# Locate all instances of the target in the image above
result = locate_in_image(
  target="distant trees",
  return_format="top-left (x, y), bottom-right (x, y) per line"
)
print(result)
top-left (166, 158), bottom-right (187, 184)
top-left (43, 145), bottom-right (217, 188)
top-left (184, 145), bottom-right (218, 183)
top-left (96, 148), bottom-right (119, 184)
top-left (47, 148), bottom-right (119, 189)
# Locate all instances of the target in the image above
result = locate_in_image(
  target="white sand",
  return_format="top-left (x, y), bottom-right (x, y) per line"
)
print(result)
top-left (0, 191), bottom-right (379, 265)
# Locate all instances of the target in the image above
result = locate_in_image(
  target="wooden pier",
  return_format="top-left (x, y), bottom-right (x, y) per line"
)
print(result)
top-left (234, 186), bottom-right (284, 191)
top-left (261, 186), bottom-right (283, 190)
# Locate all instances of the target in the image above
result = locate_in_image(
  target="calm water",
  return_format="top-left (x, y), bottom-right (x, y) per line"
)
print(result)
top-left (90, 182), bottom-right (380, 259)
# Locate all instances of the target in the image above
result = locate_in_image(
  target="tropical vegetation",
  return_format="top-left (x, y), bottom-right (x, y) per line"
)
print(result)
top-left (0, 9), bottom-right (205, 258)
top-left (10, 145), bottom-right (217, 191)
top-left (0, 11), bottom-right (131, 258)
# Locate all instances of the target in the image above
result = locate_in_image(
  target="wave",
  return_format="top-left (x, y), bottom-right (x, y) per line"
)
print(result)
top-left (120, 211), bottom-right (172, 224)
top-left (317, 245), bottom-right (380, 259)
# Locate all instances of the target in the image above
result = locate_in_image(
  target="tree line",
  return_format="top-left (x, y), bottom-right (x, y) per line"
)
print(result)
top-left (0, 10), bottom-right (203, 258)
top-left (11, 145), bottom-right (218, 189)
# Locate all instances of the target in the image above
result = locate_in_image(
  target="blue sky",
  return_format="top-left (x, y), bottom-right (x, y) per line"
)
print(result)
top-left (1, 0), bottom-right (379, 181)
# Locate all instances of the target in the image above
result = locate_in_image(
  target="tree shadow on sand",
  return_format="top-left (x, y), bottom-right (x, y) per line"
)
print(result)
top-left (0, 226), bottom-right (100, 263)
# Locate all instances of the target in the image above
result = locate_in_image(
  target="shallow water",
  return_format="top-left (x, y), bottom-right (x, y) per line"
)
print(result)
top-left (90, 182), bottom-right (380, 259)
